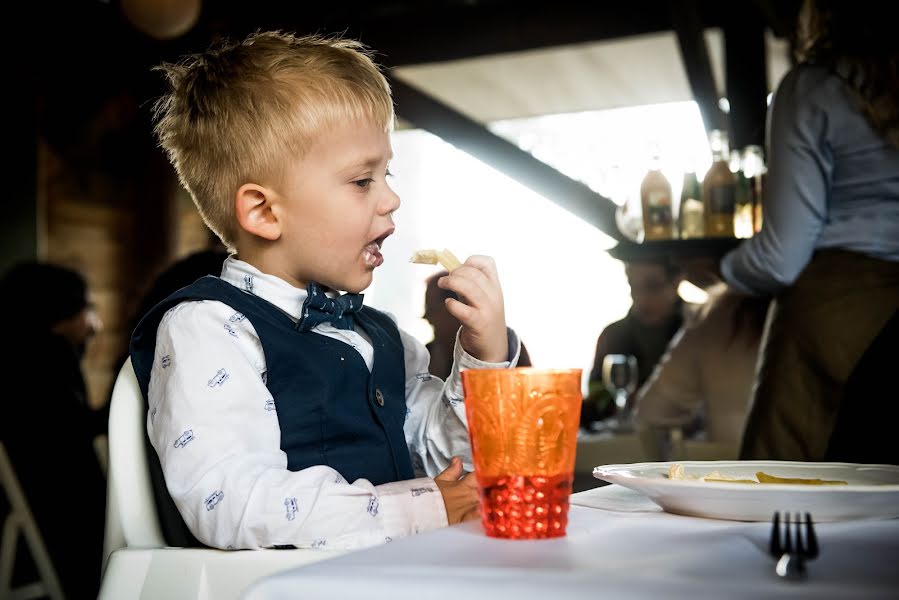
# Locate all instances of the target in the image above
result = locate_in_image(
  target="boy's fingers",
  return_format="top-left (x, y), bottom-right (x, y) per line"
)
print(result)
top-left (444, 298), bottom-right (475, 324)
top-left (435, 456), bottom-right (463, 481)
top-left (462, 255), bottom-right (499, 279)
top-left (461, 505), bottom-right (481, 522)
top-left (439, 268), bottom-right (491, 305)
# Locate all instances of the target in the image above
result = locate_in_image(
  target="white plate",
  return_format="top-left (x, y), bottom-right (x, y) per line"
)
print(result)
top-left (593, 461), bottom-right (899, 522)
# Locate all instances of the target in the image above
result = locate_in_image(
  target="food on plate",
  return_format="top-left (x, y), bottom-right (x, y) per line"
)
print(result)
top-left (667, 463), bottom-right (848, 485)
top-left (667, 463), bottom-right (757, 484)
top-left (410, 248), bottom-right (463, 272)
top-left (755, 471), bottom-right (848, 486)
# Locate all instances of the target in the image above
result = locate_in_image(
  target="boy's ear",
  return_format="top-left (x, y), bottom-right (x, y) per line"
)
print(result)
top-left (235, 183), bottom-right (281, 241)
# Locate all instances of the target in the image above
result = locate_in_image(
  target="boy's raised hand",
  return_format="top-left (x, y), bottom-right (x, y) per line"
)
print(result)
top-left (438, 255), bottom-right (509, 364)
top-left (434, 457), bottom-right (480, 524)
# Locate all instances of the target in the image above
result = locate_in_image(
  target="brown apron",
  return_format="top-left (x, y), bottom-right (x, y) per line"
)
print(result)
top-left (739, 249), bottom-right (899, 461)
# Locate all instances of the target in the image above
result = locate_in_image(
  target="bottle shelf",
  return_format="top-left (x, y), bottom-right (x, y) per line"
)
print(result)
top-left (608, 237), bottom-right (742, 261)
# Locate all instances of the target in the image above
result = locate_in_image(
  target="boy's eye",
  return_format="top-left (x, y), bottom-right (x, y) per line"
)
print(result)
top-left (354, 178), bottom-right (373, 188)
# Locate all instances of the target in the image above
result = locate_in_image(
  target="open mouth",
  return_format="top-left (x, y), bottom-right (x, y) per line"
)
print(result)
top-left (362, 228), bottom-right (394, 268)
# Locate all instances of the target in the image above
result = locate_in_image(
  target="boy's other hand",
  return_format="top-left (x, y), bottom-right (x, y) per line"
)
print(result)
top-left (439, 255), bottom-right (509, 363)
top-left (434, 457), bottom-right (480, 524)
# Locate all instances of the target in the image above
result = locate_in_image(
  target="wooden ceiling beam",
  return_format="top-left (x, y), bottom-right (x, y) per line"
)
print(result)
top-left (669, 0), bottom-right (728, 135)
top-left (725, 10), bottom-right (769, 149)
top-left (213, 0), bottom-right (682, 68)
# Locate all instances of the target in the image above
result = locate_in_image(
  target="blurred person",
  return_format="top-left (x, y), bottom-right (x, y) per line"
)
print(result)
top-left (582, 246), bottom-right (692, 428)
top-left (636, 286), bottom-right (770, 457)
top-left (720, 0), bottom-right (899, 461)
top-left (424, 271), bottom-right (531, 380)
top-left (0, 261), bottom-right (106, 598)
top-left (114, 248), bottom-right (231, 375)
top-left (133, 249), bottom-right (231, 327)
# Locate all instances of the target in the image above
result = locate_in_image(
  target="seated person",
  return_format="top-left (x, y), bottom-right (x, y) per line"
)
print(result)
top-left (582, 247), bottom-right (691, 427)
top-left (636, 286), bottom-right (769, 457)
top-left (131, 31), bottom-right (521, 550)
top-left (0, 262), bottom-right (107, 598)
top-left (424, 271), bottom-right (531, 380)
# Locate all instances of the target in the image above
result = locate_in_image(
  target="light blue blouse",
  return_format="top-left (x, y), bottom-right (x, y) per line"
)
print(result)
top-left (722, 64), bottom-right (899, 296)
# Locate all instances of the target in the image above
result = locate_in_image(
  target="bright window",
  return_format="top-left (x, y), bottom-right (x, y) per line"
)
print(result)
top-left (364, 101), bottom-right (711, 384)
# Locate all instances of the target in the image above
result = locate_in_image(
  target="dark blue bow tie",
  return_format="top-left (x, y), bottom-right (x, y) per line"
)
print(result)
top-left (296, 282), bottom-right (363, 332)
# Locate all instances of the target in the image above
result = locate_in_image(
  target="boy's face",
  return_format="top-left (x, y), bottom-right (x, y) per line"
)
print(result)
top-left (273, 117), bottom-right (400, 293)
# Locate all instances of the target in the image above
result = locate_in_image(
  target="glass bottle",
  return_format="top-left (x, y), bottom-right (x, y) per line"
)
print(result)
top-left (640, 152), bottom-right (674, 240)
top-left (678, 171), bottom-right (704, 239)
top-left (742, 145), bottom-right (767, 233)
top-left (703, 130), bottom-right (737, 237)
top-left (733, 157), bottom-right (754, 238)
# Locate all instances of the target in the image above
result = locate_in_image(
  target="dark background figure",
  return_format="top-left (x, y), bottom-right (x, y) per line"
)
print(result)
top-left (0, 261), bottom-right (106, 599)
top-left (114, 248), bottom-right (231, 376)
top-left (582, 246), bottom-right (690, 428)
top-left (423, 271), bottom-right (531, 380)
top-left (825, 309), bottom-right (899, 464)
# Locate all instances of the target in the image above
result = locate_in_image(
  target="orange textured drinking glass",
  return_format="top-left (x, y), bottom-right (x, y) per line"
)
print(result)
top-left (461, 368), bottom-right (582, 539)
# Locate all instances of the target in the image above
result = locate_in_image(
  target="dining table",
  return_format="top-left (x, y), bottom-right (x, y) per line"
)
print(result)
top-left (241, 483), bottom-right (899, 599)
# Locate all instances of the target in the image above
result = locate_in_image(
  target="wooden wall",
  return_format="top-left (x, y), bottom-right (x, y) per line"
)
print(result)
top-left (37, 133), bottom-right (213, 410)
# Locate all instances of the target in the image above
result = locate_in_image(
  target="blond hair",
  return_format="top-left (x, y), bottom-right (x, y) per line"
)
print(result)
top-left (153, 31), bottom-right (395, 250)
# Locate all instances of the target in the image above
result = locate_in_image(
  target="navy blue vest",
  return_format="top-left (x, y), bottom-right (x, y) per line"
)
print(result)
top-left (130, 276), bottom-right (414, 486)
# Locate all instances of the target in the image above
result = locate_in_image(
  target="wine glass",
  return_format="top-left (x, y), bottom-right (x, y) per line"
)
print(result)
top-left (602, 354), bottom-right (638, 429)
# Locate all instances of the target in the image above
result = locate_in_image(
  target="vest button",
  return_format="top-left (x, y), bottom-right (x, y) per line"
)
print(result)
top-left (375, 389), bottom-right (385, 406)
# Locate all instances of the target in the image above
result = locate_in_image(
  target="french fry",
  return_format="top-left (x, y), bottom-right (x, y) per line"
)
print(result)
top-left (410, 248), bottom-right (463, 272)
top-left (668, 464), bottom-right (756, 484)
top-left (667, 463), bottom-right (849, 485)
top-left (435, 249), bottom-right (463, 271)
top-left (756, 472), bottom-right (848, 486)
top-left (409, 249), bottom-right (438, 265)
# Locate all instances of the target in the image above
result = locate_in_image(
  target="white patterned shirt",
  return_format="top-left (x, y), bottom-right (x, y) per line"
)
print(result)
top-left (147, 257), bottom-right (519, 550)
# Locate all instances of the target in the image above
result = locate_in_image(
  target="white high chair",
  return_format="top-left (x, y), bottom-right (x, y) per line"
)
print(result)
top-left (99, 359), bottom-right (342, 600)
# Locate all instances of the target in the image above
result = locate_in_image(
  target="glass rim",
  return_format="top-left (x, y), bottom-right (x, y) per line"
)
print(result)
top-left (461, 367), bottom-right (582, 377)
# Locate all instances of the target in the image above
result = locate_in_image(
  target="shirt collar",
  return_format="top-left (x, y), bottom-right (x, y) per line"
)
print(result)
top-left (219, 256), bottom-right (311, 322)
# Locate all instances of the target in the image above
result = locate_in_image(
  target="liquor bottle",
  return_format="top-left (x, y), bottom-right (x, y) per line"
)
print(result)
top-left (678, 171), bottom-right (704, 239)
top-left (733, 157), bottom-right (754, 238)
top-left (640, 152), bottom-right (674, 240)
top-left (742, 145), bottom-right (767, 233)
top-left (703, 130), bottom-right (736, 237)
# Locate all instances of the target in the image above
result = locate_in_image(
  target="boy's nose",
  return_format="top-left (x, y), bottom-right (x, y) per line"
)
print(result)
top-left (380, 186), bottom-right (401, 214)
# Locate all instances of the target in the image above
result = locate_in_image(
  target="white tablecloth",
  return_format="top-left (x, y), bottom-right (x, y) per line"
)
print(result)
top-left (242, 485), bottom-right (899, 599)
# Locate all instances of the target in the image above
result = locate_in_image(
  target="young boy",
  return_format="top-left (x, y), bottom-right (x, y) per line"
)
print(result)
top-left (129, 31), bottom-right (521, 550)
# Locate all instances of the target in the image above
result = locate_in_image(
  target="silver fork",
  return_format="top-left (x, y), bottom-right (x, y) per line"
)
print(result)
top-left (769, 511), bottom-right (819, 580)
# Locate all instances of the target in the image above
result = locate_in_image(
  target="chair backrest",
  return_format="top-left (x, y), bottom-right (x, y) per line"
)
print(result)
top-left (103, 358), bottom-right (165, 565)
